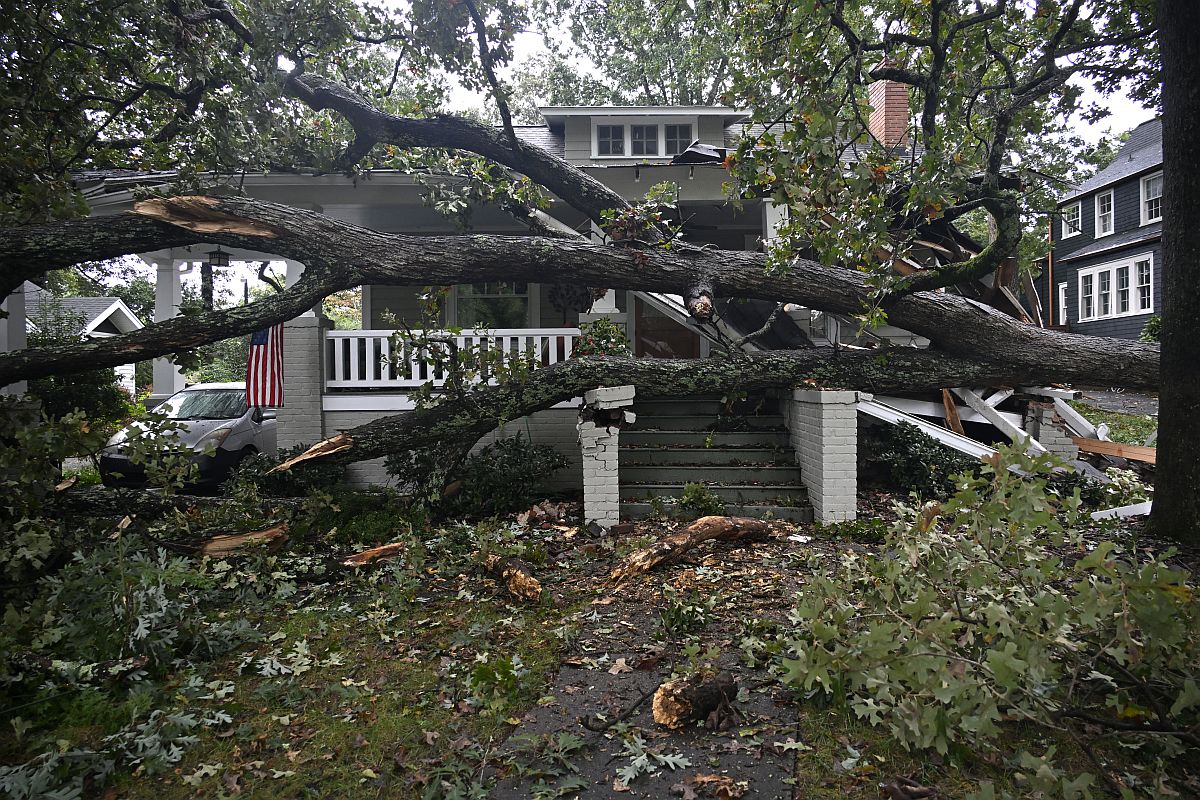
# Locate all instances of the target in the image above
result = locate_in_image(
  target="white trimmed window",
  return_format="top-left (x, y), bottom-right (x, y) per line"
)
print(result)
top-left (1095, 190), bottom-right (1114, 237)
top-left (1077, 253), bottom-right (1154, 322)
top-left (592, 117), bottom-right (697, 159)
top-left (1141, 172), bottom-right (1163, 225)
top-left (1058, 282), bottom-right (1068, 324)
top-left (1061, 202), bottom-right (1081, 239)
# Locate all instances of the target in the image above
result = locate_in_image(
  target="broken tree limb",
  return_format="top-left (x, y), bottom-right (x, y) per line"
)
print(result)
top-left (941, 389), bottom-right (966, 435)
top-left (342, 542), bottom-right (407, 567)
top-left (685, 279), bottom-right (715, 321)
top-left (652, 670), bottom-right (738, 729)
top-left (610, 516), bottom-right (772, 584)
top-left (269, 433), bottom-right (354, 473)
top-left (198, 523), bottom-right (289, 556)
top-left (481, 554), bottom-right (543, 602)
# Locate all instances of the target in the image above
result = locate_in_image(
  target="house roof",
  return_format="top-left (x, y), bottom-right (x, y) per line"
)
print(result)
top-left (24, 283), bottom-right (144, 336)
top-left (1061, 117), bottom-right (1161, 203)
top-left (1057, 222), bottom-right (1161, 262)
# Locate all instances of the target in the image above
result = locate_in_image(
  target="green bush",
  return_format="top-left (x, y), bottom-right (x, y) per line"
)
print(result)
top-left (873, 421), bottom-right (979, 498)
top-left (678, 482), bottom-right (726, 517)
top-left (224, 443), bottom-right (347, 497)
top-left (445, 434), bottom-right (568, 517)
top-left (572, 318), bottom-right (631, 356)
top-left (1139, 314), bottom-right (1161, 343)
top-left (778, 446), bottom-right (1198, 798)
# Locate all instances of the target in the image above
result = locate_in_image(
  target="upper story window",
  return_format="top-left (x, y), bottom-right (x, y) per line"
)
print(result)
top-left (631, 124), bottom-right (658, 156)
top-left (1141, 171), bottom-right (1163, 225)
top-left (1095, 190), bottom-right (1114, 237)
top-left (1061, 201), bottom-right (1081, 239)
top-left (592, 117), bottom-right (697, 159)
top-left (596, 125), bottom-right (624, 156)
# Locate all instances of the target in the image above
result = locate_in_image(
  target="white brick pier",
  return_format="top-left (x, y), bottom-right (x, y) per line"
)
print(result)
top-left (577, 385), bottom-right (636, 528)
top-left (785, 389), bottom-right (859, 523)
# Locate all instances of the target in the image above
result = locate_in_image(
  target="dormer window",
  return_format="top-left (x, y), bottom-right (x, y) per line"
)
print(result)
top-left (596, 125), bottom-right (624, 156)
top-left (591, 117), bottom-right (697, 159)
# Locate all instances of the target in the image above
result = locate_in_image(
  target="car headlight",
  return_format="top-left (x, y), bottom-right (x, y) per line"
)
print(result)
top-left (193, 427), bottom-right (232, 452)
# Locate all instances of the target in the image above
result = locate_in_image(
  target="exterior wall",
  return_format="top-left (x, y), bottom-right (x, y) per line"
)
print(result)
top-left (563, 117), bottom-right (591, 163)
top-left (1055, 244), bottom-right (1161, 339)
top-left (784, 389), bottom-right (858, 522)
top-left (369, 285), bottom-right (440, 329)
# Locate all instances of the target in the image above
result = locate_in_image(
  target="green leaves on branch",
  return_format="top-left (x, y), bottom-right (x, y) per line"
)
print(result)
top-left (778, 445), bottom-right (1198, 798)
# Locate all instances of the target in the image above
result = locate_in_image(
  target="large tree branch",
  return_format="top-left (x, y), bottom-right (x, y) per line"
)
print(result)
top-left (281, 348), bottom-right (1125, 470)
top-left (285, 73), bottom-right (630, 227)
top-left (0, 195), bottom-right (1159, 390)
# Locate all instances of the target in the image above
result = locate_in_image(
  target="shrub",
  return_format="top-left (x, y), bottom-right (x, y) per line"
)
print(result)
top-left (224, 443), bottom-right (347, 497)
top-left (778, 446), bottom-right (1198, 798)
top-left (873, 421), bottom-right (979, 498)
top-left (445, 434), bottom-right (568, 517)
top-left (572, 318), bottom-right (631, 356)
top-left (1139, 314), bottom-right (1161, 343)
top-left (678, 482), bottom-right (726, 517)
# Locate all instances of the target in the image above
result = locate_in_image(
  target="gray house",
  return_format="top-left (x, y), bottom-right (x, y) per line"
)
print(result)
top-left (1040, 118), bottom-right (1162, 339)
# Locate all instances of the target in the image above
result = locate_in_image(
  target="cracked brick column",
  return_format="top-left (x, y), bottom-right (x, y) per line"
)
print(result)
top-left (578, 385), bottom-right (635, 528)
top-left (1026, 401), bottom-right (1080, 461)
top-left (788, 389), bottom-right (859, 522)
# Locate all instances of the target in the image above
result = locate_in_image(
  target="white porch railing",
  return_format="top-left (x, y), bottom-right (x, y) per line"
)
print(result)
top-left (324, 328), bottom-right (580, 390)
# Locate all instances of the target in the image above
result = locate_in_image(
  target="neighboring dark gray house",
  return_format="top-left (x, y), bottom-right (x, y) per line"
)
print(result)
top-left (1038, 118), bottom-right (1162, 339)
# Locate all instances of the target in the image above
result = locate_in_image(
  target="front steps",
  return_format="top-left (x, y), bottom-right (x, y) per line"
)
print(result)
top-left (619, 397), bottom-right (814, 523)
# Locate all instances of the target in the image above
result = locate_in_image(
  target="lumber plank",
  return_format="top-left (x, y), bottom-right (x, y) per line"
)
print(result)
top-left (1071, 437), bottom-right (1157, 465)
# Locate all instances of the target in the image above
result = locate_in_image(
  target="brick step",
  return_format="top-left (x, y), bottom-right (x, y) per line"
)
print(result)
top-left (620, 482), bottom-right (809, 504)
top-left (620, 463), bottom-right (802, 484)
top-left (619, 446), bottom-right (792, 466)
top-left (621, 430), bottom-right (791, 448)
top-left (621, 500), bottom-right (813, 523)
top-left (630, 415), bottom-right (786, 431)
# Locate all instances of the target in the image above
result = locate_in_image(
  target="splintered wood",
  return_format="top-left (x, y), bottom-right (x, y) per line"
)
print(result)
top-left (482, 554), bottom-right (543, 602)
top-left (610, 516), bottom-right (773, 584)
top-left (269, 433), bottom-right (353, 473)
top-left (198, 523), bottom-right (289, 556)
top-left (343, 542), bottom-right (407, 566)
top-left (652, 670), bottom-right (738, 729)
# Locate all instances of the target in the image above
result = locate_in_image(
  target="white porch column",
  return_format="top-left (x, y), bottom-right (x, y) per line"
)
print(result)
top-left (151, 260), bottom-right (186, 401)
top-left (578, 385), bottom-right (636, 528)
top-left (786, 389), bottom-right (859, 523)
top-left (1, 283), bottom-right (28, 396)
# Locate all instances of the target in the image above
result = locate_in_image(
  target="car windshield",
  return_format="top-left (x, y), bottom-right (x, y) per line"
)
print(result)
top-left (158, 388), bottom-right (247, 420)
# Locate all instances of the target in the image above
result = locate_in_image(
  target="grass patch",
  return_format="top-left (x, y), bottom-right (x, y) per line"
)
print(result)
top-left (1069, 400), bottom-right (1157, 445)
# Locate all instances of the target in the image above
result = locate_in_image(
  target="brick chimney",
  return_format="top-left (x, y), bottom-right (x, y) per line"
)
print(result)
top-left (867, 78), bottom-right (909, 148)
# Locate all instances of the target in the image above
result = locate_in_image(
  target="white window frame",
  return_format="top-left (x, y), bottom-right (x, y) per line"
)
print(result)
top-left (1061, 201), bottom-right (1082, 239)
top-left (1077, 252), bottom-right (1154, 322)
top-left (1141, 171), bottom-right (1163, 225)
top-left (1057, 282), bottom-right (1068, 325)
top-left (1094, 189), bottom-right (1114, 238)
top-left (591, 116), bottom-right (699, 160)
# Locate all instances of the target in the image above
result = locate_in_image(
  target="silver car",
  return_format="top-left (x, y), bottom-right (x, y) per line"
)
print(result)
top-left (100, 382), bottom-right (277, 490)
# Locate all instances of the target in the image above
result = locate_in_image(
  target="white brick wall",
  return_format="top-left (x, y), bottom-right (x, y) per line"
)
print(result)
top-left (786, 389), bottom-right (859, 522)
top-left (278, 316), bottom-right (325, 451)
top-left (577, 385), bottom-right (634, 528)
top-left (1025, 402), bottom-right (1080, 461)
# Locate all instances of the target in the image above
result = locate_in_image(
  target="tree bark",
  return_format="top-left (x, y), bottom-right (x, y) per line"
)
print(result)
top-left (1148, 1), bottom-right (1200, 544)
top-left (0, 195), bottom-right (1159, 389)
top-left (273, 347), bottom-right (1157, 474)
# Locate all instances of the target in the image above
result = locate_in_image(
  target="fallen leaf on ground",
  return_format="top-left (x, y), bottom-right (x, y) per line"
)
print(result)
top-left (881, 776), bottom-right (936, 799)
top-left (609, 657), bottom-right (633, 674)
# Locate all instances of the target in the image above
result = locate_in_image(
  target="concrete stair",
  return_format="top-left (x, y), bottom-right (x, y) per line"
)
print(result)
top-left (619, 396), bottom-right (813, 523)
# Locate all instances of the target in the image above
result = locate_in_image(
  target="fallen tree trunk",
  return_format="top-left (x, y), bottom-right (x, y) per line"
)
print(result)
top-left (610, 516), bottom-right (773, 584)
top-left (0, 195), bottom-right (1158, 389)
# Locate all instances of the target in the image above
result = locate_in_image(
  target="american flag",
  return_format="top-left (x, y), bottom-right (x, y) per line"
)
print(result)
top-left (246, 324), bottom-right (284, 407)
